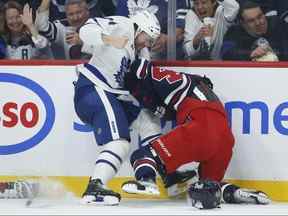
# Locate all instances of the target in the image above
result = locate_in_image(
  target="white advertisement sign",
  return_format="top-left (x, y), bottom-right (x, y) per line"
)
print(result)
top-left (0, 64), bottom-right (287, 181)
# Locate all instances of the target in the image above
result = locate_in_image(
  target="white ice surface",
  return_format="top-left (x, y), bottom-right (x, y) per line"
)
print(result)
top-left (1, 195), bottom-right (288, 216)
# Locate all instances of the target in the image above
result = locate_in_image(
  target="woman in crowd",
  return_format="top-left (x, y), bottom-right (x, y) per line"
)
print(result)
top-left (1, 1), bottom-right (52, 59)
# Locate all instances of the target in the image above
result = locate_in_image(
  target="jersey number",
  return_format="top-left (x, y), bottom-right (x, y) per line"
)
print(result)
top-left (152, 68), bottom-right (182, 84)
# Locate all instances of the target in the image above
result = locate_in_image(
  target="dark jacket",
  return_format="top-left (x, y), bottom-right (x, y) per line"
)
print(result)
top-left (0, 37), bottom-right (6, 59)
top-left (222, 15), bottom-right (288, 61)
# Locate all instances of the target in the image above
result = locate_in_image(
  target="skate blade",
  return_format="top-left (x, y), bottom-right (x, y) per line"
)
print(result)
top-left (249, 192), bottom-right (271, 205)
top-left (257, 195), bottom-right (271, 205)
top-left (80, 195), bottom-right (120, 206)
top-left (167, 175), bottom-right (198, 197)
top-left (121, 181), bottom-right (160, 196)
top-left (236, 190), bottom-right (271, 205)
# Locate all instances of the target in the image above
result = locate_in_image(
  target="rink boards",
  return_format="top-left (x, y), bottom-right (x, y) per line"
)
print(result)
top-left (0, 60), bottom-right (287, 201)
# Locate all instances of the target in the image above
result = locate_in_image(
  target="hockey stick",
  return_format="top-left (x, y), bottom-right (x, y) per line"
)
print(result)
top-left (102, 34), bottom-right (129, 49)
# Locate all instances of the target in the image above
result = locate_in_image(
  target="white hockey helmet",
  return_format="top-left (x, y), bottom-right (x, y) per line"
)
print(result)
top-left (130, 10), bottom-right (161, 40)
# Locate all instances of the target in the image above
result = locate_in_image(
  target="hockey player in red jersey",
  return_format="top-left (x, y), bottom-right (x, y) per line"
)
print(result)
top-left (121, 58), bottom-right (271, 207)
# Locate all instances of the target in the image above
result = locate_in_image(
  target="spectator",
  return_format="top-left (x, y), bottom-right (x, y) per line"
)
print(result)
top-left (236, 0), bottom-right (273, 14)
top-left (271, 0), bottom-right (288, 23)
top-left (0, 2), bottom-right (6, 59)
top-left (36, 0), bottom-right (91, 59)
top-left (236, 0), bottom-right (288, 22)
top-left (1, 0), bottom-right (39, 18)
top-left (222, 1), bottom-right (288, 61)
top-left (42, 0), bottom-right (116, 21)
top-left (1, 1), bottom-right (52, 60)
top-left (116, 0), bottom-right (192, 60)
top-left (0, 37), bottom-right (6, 59)
top-left (183, 0), bottom-right (239, 60)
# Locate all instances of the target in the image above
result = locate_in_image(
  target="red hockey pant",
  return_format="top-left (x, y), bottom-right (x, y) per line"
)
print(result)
top-left (151, 98), bottom-right (235, 182)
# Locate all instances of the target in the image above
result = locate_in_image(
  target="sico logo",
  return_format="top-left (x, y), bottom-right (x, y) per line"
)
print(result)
top-left (0, 73), bottom-right (55, 154)
top-left (225, 101), bottom-right (288, 135)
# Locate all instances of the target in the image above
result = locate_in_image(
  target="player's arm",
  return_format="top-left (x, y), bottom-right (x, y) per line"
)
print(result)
top-left (21, 4), bottom-right (49, 49)
top-left (37, 0), bottom-right (50, 13)
top-left (80, 20), bottom-right (128, 54)
top-left (102, 35), bottom-right (128, 49)
top-left (219, 0), bottom-right (240, 23)
top-left (35, 0), bottom-right (63, 44)
top-left (79, 22), bottom-right (106, 54)
top-left (183, 10), bottom-right (203, 57)
top-left (124, 59), bottom-right (165, 115)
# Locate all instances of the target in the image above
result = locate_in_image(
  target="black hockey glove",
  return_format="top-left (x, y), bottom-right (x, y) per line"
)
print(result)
top-left (189, 74), bottom-right (214, 90)
top-left (202, 75), bottom-right (213, 90)
top-left (124, 72), bottom-right (163, 114)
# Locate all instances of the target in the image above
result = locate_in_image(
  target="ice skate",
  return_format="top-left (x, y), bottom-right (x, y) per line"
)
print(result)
top-left (121, 178), bottom-right (160, 196)
top-left (233, 188), bottom-right (271, 205)
top-left (165, 170), bottom-right (199, 197)
top-left (81, 179), bottom-right (121, 206)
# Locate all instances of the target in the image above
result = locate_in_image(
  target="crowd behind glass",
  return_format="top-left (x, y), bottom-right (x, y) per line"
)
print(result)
top-left (0, 0), bottom-right (287, 61)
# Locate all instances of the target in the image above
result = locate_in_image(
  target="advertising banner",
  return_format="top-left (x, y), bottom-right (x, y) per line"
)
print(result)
top-left (0, 63), bottom-right (287, 182)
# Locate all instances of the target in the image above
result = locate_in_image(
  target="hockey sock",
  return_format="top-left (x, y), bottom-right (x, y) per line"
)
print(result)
top-left (130, 146), bottom-right (158, 182)
top-left (92, 139), bottom-right (130, 185)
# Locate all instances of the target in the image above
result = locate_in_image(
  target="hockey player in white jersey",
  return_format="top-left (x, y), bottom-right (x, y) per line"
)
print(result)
top-left (73, 11), bottom-right (161, 205)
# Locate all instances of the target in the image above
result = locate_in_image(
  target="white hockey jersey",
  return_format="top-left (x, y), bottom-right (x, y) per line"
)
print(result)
top-left (5, 34), bottom-right (52, 60)
top-left (79, 16), bottom-right (136, 90)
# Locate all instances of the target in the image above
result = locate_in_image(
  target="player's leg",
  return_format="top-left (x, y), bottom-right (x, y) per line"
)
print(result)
top-left (192, 110), bottom-right (270, 204)
top-left (197, 119), bottom-right (234, 181)
top-left (121, 144), bottom-right (198, 196)
top-left (221, 182), bottom-right (271, 205)
top-left (121, 145), bottom-right (161, 195)
top-left (150, 109), bottom-right (218, 174)
top-left (75, 85), bottom-right (131, 205)
top-left (136, 109), bottom-right (162, 147)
